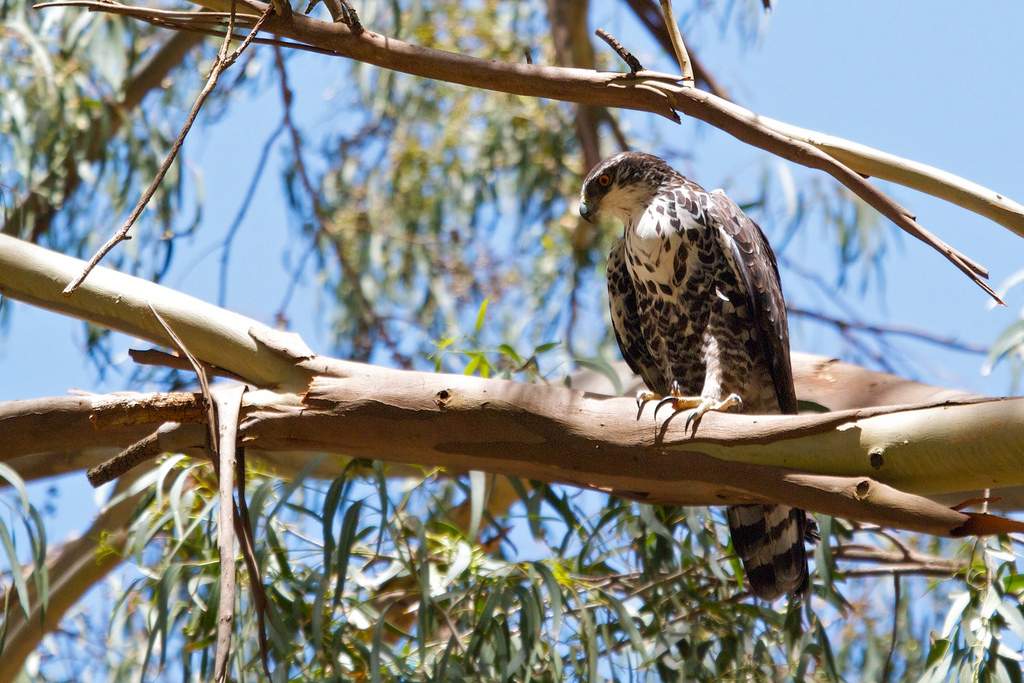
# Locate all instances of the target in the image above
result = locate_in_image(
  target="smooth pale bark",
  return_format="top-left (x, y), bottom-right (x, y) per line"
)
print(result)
top-left (0, 234), bottom-right (312, 389)
top-left (3, 379), bottom-right (1023, 535)
top-left (0, 234), bottom-right (1020, 530)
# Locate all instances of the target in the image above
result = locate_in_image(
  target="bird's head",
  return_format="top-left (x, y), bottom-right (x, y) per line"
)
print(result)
top-left (578, 152), bottom-right (679, 224)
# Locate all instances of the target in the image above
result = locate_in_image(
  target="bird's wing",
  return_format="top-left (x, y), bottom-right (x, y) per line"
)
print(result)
top-left (607, 237), bottom-right (665, 395)
top-left (709, 190), bottom-right (798, 414)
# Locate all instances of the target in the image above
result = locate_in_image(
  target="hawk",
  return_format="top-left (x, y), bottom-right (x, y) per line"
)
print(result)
top-left (578, 151), bottom-right (812, 600)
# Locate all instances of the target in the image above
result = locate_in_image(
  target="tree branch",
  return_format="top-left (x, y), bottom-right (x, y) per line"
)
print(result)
top-left (62, 3), bottom-right (274, 294)
top-left (39, 0), bottom-right (1017, 301)
top-left (4, 378), bottom-right (1024, 535)
top-left (622, 0), bottom-right (730, 99)
top-left (832, 544), bottom-right (964, 577)
top-left (2, 234), bottom-right (1016, 523)
top-left (0, 233), bottom-right (313, 389)
top-left (787, 306), bottom-right (988, 355)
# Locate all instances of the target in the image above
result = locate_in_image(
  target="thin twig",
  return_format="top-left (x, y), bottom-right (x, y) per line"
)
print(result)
top-left (622, 0), bottom-right (731, 99)
top-left (881, 574), bottom-right (900, 683)
top-left (62, 1), bottom-right (275, 295)
top-left (788, 306), bottom-right (988, 355)
top-left (657, 0), bottom-right (694, 86)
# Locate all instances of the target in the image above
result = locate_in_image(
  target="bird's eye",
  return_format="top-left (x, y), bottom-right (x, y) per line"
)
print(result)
top-left (598, 174), bottom-right (611, 187)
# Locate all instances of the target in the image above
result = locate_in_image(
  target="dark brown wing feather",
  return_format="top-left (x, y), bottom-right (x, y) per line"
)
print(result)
top-left (708, 190), bottom-right (798, 415)
top-left (606, 238), bottom-right (665, 395)
top-left (708, 190), bottom-right (810, 600)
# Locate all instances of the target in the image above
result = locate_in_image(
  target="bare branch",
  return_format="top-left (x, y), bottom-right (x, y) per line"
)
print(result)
top-left (833, 544), bottom-right (963, 577)
top-left (41, 0), bottom-right (1015, 301)
top-left (788, 306), bottom-right (988, 355)
top-left (10, 382), bottom-right (1024, 535)
top-left (128, 348), bottom-right (249, 382)
top-left (594, 28), bottom-right (643, 74)
top-left (621, 0), bottom-right (730, 99)
top-left (61, 3), bottom-right (275, 294)
top-left (86, 422), bottom-right (194, 486)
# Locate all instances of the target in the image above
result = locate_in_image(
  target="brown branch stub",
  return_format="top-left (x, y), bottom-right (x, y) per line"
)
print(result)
top-left (128, 348), bottom-right (250, 381)
top-left (87, 428), bottom-right (162, 487)
top-left (594, 28), bottom-right (643, 74)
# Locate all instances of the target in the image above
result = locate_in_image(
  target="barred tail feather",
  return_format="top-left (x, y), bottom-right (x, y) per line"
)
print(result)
top-left (727, 504), bottom-right (809, 601)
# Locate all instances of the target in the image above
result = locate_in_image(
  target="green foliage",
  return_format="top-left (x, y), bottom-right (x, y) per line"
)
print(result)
top-left (46, 459), bottom-right (1017, 682)
top-left (0, 465), bottom-right (48, 645)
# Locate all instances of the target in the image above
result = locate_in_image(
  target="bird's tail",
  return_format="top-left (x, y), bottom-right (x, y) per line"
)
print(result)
top-left (727, 504), bottom-right (811, 601)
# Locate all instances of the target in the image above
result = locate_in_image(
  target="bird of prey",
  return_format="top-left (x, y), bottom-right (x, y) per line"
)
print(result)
top-left (578, 151), bottom-right (811, 600)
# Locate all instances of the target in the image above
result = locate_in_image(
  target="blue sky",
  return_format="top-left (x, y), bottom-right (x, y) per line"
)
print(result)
top-left (1, 0), bottom-right (1022, 630)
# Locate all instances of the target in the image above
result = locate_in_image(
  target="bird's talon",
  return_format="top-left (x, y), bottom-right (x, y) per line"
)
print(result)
top-left (635, 390), bottom-right (659, 420)
top-left (653, 395), bottom-right (675, 420)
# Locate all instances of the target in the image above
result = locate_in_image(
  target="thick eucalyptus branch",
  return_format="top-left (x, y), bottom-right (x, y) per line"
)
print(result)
top-left (1, 233), bottom-right (1015, 527)
top-left (3, 378), bottom-right (1024, 536)
top-left (2, 234), bottom-right (1021, 535)
top-left (0, 233), bottom-right (312, 389)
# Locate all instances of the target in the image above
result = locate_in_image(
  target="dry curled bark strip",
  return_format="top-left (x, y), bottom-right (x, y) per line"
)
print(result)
top-left (212, 385), bottom-right (246, 683)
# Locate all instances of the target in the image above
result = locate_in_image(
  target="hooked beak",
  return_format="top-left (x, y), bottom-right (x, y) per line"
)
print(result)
top-left (578, 201), bottom-right (594, 223)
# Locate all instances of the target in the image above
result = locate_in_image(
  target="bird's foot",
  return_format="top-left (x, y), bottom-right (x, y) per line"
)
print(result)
top-left (637, 383), bottom-right (744, 430)
top-left (683, 393), bottom-right (743, 432)
top-left (635, 384), bottom-right (702, 420)
top-left (653, 393), bottom-right (706, 420)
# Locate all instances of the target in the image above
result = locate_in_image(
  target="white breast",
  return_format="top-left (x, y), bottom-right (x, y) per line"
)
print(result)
top-left (624, 198), bottom-right (695, 285)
